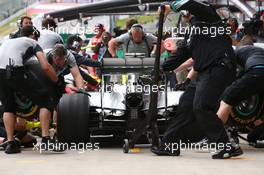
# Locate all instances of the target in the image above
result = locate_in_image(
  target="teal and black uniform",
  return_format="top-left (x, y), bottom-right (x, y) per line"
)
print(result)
top-left (222, 46), bottom-right (264, 105)
top-left (161, 0), bottom-right (236, 147)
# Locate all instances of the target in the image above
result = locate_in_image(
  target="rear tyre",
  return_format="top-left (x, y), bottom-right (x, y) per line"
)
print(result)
top-left (57, 93), bottom-right (90, 143)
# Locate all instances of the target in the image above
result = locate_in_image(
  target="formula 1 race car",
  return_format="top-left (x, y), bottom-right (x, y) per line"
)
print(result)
top-left (0, 54), bottom-right (263, 149)
top-left (1, 0), bottom-right (263, 149)
top-left (57, 55), bottom-right (191, 144)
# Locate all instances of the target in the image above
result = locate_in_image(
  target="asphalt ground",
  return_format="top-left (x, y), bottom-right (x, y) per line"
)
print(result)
top-left (0, 139), bottom-right (263, 175)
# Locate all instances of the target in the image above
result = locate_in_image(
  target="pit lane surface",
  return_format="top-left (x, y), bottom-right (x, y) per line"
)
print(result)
top-left (0, 140), bottom-right (263, 175)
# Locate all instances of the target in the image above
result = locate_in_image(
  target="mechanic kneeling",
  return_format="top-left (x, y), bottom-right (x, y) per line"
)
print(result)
top-left (217, 46), bottom-right (264, 143)
top-left (0, 26), bottom-right (63, 154)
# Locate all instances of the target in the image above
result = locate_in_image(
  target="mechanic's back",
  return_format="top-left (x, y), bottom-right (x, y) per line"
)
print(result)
top-left (38, 17), bottom-right (63, 50)
top-left (235, 45), bottom-right (264, 71)
top-left (0, 37), bottom-right (41, 68)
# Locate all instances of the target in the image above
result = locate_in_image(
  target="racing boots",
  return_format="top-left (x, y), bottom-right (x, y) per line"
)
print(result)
top-left (4, 140), bottom-right (21, 154)
top-left (212, 145), bottom-right (243, 159)
top-left (39, 136), bottom-right (65, 153)
top-left (151, 141), bottom-right (180, 156)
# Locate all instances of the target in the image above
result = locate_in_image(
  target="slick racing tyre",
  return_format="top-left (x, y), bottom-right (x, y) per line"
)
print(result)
top-left (57, 93), bottom-right (90, 143)
top-left (230, 94), bottom-right (264, 127)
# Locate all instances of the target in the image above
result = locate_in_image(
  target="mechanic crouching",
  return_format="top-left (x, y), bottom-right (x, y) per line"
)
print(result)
top-left (217, 46), bottom-right (264, 144)
top-left (152, 0), bottom-right (243, 159)
top-left (0, 26), bottom-right (61, 154)
top-left (46, 44), bottom-right (85, 93)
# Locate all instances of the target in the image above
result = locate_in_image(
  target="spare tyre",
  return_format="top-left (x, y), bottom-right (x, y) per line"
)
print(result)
top-left (57, 93), bottom-right (90, 143)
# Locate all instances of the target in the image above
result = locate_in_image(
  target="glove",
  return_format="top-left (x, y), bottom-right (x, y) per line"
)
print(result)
top-left (77, 88), bottom-right (91, 96)
top-left (175, 78), bottom-right (191, 91)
